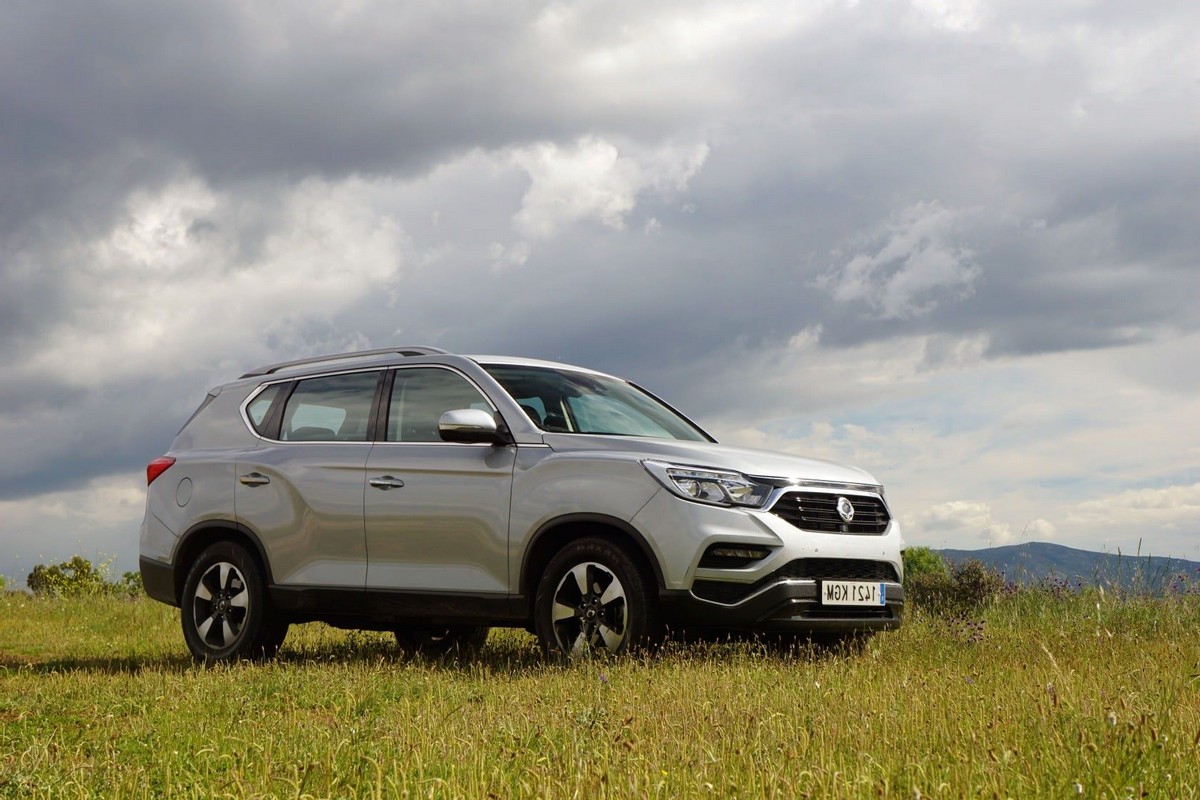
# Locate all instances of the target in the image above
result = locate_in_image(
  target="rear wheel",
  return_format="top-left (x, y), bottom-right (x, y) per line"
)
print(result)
top-left (535, 538), bottom-right (661, 657)
top-left (394, 625), bottom-right (489, 658)
top-left (181, 541), bottom-right (285, 662)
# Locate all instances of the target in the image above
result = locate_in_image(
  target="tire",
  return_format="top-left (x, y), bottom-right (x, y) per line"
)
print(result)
top-left (394, 625), bottom-right (489, 658)
top-left (534, 537), bottom-right (661, 657)
top-left (180, 541), bottom-right (285, 662)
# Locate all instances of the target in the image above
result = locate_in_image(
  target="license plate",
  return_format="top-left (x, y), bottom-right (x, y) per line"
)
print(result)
top-left (821, 581), bottom-right (886, 606)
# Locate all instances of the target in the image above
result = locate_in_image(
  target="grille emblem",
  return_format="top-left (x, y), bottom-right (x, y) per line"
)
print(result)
top-left (836, 496), bottom-right (855, 522)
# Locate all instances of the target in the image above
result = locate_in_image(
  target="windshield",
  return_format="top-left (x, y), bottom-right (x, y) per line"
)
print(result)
top-left (483, 365), bottom-right (712, 442)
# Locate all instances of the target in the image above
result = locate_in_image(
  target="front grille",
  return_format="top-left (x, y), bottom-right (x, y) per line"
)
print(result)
top-left (692, 558), bottom-right (899, 605)
top-left (772, 558), bottom-right (899, 582)
top-left (769, 492), bottom-right (890, 534)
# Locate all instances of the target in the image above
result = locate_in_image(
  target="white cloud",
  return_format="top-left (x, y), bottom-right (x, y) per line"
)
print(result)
top-left (1066, 483), bottom-right (1200, 530)
top-left (510, 137), bottom-right (708, 238)
top-left (0, 474), bottom-right (146, 583)
top-left (817, 202), bottom-right (982, 320)
top-left (18, 175), bottom-right (409, 390)
top-left (488, 240), bottom-right (531, 271)
top-left (910, 0), bottom-right (984, 32)
top-left (907, 501), bottom-right (1054, 546)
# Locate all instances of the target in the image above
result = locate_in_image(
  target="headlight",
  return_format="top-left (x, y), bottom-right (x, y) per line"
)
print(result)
top-left (642, 460), bottom-right (772, 508)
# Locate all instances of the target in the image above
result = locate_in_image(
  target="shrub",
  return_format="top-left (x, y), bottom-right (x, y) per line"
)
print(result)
top-left (906, 570), bottom-right (956, 612)
top-left (0, 573), bottom-right (6, 591)
top-left (26, 556), bottom-right (124, 597)
top-left (950, 559), bottom-right (1005, 610)
top-left (118, 571), bottom-right (144, 597)
top-left (906, 556), bottom-right (1005, 616)
top-left (903, 546), bottom-right (949, 583)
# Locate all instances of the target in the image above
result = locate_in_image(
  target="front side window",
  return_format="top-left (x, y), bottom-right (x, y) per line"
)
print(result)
top-left (279, 372), bottom-right (380, 442)
top-left (483, 365), bottom-right (711, 442)
top-left (387, 368), bottom-right (493, 443)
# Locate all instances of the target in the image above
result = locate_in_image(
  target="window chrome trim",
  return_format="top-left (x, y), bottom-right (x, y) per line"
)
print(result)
top-left (239, 363), bottom-right (508, 446)
top-left (238, 366), bottom-right (385, 444)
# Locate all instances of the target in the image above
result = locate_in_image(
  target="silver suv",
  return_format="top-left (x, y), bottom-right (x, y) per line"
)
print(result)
top-left (140, 347), bottom-right (904, 661)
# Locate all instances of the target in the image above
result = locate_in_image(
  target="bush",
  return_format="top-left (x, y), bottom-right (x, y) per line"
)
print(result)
top-left (950, 559), bottom-right (1005, 609)
top-left (26, 556), bottom-right (140, 597)
top-left (903, 546), bottom-right (949, 583)
top-left (0, 573), bottom-right (6, 591)
top-left (118, 571), bottom-right (144, 597)
top-left (906, 557), bottom-right (1005, 616)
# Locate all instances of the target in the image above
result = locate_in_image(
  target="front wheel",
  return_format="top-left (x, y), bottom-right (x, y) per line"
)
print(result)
top-left (535, 538), bottom-right (661, 657)
top-left (181, 541), bottom-right (285, 662)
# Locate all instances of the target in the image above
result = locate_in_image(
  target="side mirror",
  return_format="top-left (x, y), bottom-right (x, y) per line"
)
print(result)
top-left (438, 408), bottom-right (510, 445)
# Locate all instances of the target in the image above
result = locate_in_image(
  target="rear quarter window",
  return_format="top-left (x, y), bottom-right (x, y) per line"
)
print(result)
top-left (245, 384), bottom-right (285, 435)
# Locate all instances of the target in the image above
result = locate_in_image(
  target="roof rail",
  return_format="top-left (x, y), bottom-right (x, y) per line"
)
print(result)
top-left (240, 346), bottom-right (452, 378)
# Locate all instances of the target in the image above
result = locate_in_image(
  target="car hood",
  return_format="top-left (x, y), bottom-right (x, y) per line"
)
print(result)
top-left (541, 434), bottom-right (881, 487)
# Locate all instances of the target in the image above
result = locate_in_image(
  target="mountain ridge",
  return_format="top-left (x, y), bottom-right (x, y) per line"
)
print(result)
top-left (935, 540), bottom-right (1200, 590)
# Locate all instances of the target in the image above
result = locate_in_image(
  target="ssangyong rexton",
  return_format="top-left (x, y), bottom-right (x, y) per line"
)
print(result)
top-left (140, 347), bottom-right (904, 660)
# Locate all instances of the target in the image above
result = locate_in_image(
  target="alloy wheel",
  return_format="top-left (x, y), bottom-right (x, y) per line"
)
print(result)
top-left (191, 561), bottom-right (250, 649)
top-left (550, 561), bottom-right (628, 655)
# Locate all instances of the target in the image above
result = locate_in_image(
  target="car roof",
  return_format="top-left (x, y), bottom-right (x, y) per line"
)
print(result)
top-left (467, 355), bottom-right (616, 379)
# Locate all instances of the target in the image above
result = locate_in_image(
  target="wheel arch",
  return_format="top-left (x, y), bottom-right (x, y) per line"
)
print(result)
top-left (520, 513), bottom-right (664, 609)
top-left (171, 520), bottom-right (275, 605)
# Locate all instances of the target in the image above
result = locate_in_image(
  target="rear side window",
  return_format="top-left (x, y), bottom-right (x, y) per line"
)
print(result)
top-left (387, 368), bottom-right (492, 443)
top-left (280, 372), bottom-right (380, 442)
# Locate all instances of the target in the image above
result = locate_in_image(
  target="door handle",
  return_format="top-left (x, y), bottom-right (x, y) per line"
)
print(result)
top-left (369, 476), bottom-right (406, 490)
top-left (239, 472), bottom-right (271, 486)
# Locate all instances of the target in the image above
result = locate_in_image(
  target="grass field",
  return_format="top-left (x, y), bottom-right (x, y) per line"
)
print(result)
top-left (2, 591), bottom-right (1198, 799)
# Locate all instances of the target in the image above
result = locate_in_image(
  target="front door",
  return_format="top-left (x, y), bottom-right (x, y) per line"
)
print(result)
top-left (364, 367), bottom-right (515, 592)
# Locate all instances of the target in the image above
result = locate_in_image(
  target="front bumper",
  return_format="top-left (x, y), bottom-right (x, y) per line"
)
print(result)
top-left (660, 580), bottom-right (904, 633)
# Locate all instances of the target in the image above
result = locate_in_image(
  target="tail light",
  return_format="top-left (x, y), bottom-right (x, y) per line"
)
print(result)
top-left (147, 456), bottom-right (176, 485)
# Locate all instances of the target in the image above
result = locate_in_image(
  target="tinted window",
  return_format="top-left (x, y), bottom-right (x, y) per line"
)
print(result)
top-left (387, 368), bottom-right (492, 443)
top-left (280, 372), bottom-right (380, 442)
top-left (246, 384), bottom-right (285, 434)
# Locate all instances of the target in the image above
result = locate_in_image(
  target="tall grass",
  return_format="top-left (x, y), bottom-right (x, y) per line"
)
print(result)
top-left (2, 590), bottom-right (1198, 798)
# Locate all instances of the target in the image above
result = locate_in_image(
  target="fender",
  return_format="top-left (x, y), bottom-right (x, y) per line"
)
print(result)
top-left (520, 512), bottom-right (666, 593)
top-left (172, 519), bottom-right (276, 595)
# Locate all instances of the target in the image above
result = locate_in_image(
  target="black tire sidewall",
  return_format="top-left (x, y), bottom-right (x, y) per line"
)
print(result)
top-left (181, 541), bottom-right (271, 662)
top-left (534, 537), bottom-right (659, 656)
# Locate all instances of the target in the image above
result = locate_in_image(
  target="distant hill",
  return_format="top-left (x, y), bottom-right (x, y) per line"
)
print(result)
top-left (936, 541), bottom-right (1200, 592)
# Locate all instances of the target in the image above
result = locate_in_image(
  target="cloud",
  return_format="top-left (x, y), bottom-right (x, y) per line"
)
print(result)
top-left (14, 175), bottom-right (407, 389)
top-left (0, 474), bottom-right (145, 584)
top-left (1066, 483), bottom-right (1200, 530)
top-left (817, 202), bottom-right (982, 320)
top-left (510, 137), bottom-right (708, 237)
top-left (907, 501), bottom-right (1055, 546)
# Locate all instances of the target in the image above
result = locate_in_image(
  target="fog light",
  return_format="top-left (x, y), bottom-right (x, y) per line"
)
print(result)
top-left (698, 544), bottom-right (773, 568)
top-left (708, 546), bottom-right (770, 561)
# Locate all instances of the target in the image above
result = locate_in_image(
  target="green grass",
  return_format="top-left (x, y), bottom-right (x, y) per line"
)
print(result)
top-left (2, 591), bottom-right (1198, 798)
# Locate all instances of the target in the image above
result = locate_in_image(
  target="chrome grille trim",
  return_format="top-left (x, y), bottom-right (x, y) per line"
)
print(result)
top-left (768, 491), bottom-right (890, 535)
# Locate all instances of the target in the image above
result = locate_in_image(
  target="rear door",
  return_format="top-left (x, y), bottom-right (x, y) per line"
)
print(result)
top-left (364, 366), bottom-right (516, 592)
top-left (235, 370), bottom-right (382, 587)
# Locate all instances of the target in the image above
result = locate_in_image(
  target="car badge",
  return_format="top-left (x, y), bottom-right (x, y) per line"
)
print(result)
top-left (837, 496), bottom-right (855, 523)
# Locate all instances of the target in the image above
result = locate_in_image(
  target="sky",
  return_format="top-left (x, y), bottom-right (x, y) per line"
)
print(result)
top-left (2, 0), bottom-right (1198, 584)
